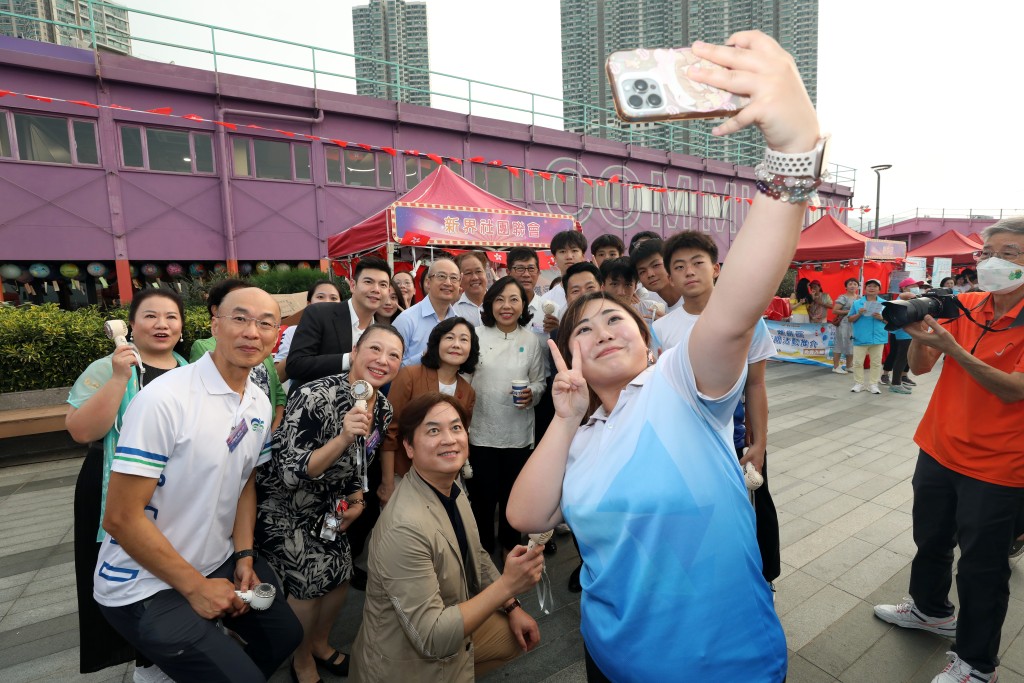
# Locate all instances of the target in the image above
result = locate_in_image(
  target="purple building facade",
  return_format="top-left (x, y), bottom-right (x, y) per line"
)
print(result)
top-left (0, 36), bottom-right (852, 302)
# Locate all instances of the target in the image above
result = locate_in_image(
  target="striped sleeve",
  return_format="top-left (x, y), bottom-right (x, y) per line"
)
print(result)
top-left (112, 382), bottom-right (179, 479)
top-left (257, 437), bottom-right (273, 467)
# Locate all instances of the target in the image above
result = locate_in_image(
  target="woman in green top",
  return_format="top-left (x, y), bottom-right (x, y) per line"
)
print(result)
top-left (68, 289), bottom-right (189, 674)
top-left (189, 279), bottom-right (287, 431)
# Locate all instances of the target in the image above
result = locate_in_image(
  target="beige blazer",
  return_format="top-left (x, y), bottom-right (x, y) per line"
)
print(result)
top-left (350, 468), bottom-right (501, 683)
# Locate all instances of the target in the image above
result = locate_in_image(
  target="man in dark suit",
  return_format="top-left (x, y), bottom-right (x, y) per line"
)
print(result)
top-left (283, 256), bottom-right (392, 590)
top-left (285, 256), bottom-right (392, 391)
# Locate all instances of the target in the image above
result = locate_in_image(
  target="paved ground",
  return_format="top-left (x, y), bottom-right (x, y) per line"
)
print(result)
top-left (0, 360), bottom-right (1021, 682)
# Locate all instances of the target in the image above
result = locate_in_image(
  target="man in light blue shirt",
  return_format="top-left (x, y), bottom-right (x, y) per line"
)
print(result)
top-left (392, 258), bottom-right (460, 366)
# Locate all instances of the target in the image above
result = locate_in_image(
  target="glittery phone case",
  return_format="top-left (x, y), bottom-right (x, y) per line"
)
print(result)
top-left (606, 47), bottom-right (750, 123)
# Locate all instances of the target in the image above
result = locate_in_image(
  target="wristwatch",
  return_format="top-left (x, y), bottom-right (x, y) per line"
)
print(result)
top-left (762, 135), bottom-right (831, 179)
top-left (501, 598), bottom-right (522, 615)
top-left (234, 549), bottom-right (257, 561)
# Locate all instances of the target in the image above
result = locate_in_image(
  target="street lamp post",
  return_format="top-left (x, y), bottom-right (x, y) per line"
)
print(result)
top-left (871, 164), bottom-right (892, 238)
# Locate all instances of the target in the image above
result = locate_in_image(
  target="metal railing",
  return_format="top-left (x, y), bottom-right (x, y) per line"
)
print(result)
top-left (849, 208), bottom-right (1024, 233)
top-left (0, 1), bottom-right (857, 188)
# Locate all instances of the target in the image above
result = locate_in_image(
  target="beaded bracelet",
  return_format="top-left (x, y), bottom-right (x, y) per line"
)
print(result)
top-left (754, 162), bottom-right (825, 204)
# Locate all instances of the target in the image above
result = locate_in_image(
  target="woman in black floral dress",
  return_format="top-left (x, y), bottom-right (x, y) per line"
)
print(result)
top-left (256, 324), bottom-right (403, 683)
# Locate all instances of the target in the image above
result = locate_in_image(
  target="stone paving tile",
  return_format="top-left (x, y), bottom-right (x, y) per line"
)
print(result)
top-left (802, 538), bottom-right (879, 585)
top-left (802, 493), bottom-right (866, 526)
top-left (774, 569), bottom-right (827, 618)
top-left (781, 584), bottom-right (861, 651)
top-left (853, 509), bottom-right (914, 547)
top-left (833, 547), bottom-right (911, 600)
top-left (787, 652), bottom-right (841, 682)
top-left (837, 626), bottom-right (947, 683)
top-left (798, 601), bottom-right (890, 678)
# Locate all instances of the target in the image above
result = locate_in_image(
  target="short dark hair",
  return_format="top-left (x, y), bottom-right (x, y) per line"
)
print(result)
top-left (398, 392), bottom-right (470, 449)
top-left (306, 279), bottom-right (341, 303)
top-left (663, 231), bottom-right (718, 265)
top-left (939, 277), bottom-right (955, 288)
top-left (205, 278), bottom-right (249, 316)
top-left (507, 246), bottom-right (539, 268)
top-left (550, 229), bottom-right (588, 254)
top-left (353, 322), bottom-right (405, 353)
top-left (456, 251), bottom-right (488, 271)
top-left (480, 276), bottom-right (534, 328)
top-left (564, 262), bottom-right (603, 292)
top-left (420, 317), bottom-right (480, 375)
top-left (844, 277), bottom-right (860, 287)
top-left (549, 276), bottom-right (562, 289)
top-left (630, 238), bottom-right (665, 268)
top-left (600, 257), bottom-right (637, 284)
top-left (130, 287), bottom-right (185, 322)
top-left (355, 256), bottom-right (391, 280)
top-left (590, 233), bottom-right (625, 257)
top-left (628, 230), bottom-right (660, 254)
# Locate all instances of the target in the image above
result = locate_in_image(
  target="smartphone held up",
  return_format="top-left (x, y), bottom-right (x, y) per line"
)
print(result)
top-left (606, 47), bottom-right (748, 123)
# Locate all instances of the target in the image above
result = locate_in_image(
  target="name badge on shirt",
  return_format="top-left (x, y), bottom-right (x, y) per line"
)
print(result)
top-left (226, 419), bottom-right (249, 452)
top-left (365, 428), bottom-right (381, 453)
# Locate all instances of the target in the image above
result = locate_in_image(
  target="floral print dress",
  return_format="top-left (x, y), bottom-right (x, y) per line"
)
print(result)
top-left (256, 372), bottom-right (392, 600)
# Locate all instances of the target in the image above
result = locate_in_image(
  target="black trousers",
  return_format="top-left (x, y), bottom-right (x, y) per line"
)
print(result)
top-left (100, 555), bottom-right (303, 682)
top-left (883, 335), bottom-right (912, 379)
top-left (466, 445), bottom-right (532, 553)
top-left (736, 446), bottom-right (782, 582)
top-left (909, 450), bottom-right (1024, 673)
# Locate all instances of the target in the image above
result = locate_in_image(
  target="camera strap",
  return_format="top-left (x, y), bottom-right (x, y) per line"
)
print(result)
top-left (955, 295), bottom-right (1024, 355)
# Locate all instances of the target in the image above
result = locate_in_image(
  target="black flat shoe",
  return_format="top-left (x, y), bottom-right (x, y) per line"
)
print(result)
top-left (291, 659), bottom-right (323, 683)
top-left (313, 649), bottom-right (350, 677)
top-left (568, 563), bottom-right (582, 593)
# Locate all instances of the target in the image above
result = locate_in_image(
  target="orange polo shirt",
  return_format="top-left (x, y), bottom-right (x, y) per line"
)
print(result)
top-left (915, 292), bottom-right (1024, 487)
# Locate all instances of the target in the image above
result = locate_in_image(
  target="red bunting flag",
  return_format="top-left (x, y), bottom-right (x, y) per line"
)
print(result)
top-left (654, 188), bottom-right (668, 193)
top-left (246, 124), bottom-right (265, 130)
top-left (631, 184), bottom-right (644, 189)
top-left (358, 143), bottom-right (372, 151)
top-left (609, 174), bottom-right (620, 183)
top-left (183, 114), bottom-right (205, 122)
top-left (524, 169), bottom-right (534, 176)
top-left (273, 129), bottom-right (296, 137)
top-left (448, 157), bottom-right (463, 165)
top-left (556, 174), bottom-right (566, 182)
top-left (746, 198), bottom-right (753, 205)
top-left (381, 147), bottom-right (398, 156)
top-left (69, 100), bottom-right (100, 109)
top-left (330, 139), bottom-right (348, 148)
top-left (426, 153), bottom-right (443, 164)
top-left (596, 180), bottom-right (605, 186)
top-left (146, 107), bottom-right (173, 115)
top-left (507, 166), bottom-right (520, 177)
top-left (404, 149), bottom-right (420, 156)
top-left (582, 178), bottom-right (594, 186)
top-left (399, 231), bottom-right (432, 246)
top-left (808, 205), bottom-right (818, 211)
top-left (25, 94), bottom-right (53, 102)
top-left (0, 90), bottom-right (12, 97)
top-left (303, 134), bottom-right (321, 141)
top-left (213, 121), bottom-right (237, 130)
top-left (538, 172), bottom-right (551, 180)
top-left (469, 156), bottom-right (484, 163)
top-left (861, 207), bottom-right (871, 212)
top-left (110, 104), bottom-right (131, 110)
top-left (489, 159), bottom-right (503, 166)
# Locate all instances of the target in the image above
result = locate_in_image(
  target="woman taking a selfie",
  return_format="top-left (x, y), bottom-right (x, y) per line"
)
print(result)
top-left (256, 324), bottom-right (403, 683)
top-left (68, 289), bottom-right (189, 675)
top-left (509, 31), bottom-right (820, 682)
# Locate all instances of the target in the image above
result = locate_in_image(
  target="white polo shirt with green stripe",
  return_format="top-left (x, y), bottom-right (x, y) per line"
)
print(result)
top-left (94, 353), bottom-right (273, 607)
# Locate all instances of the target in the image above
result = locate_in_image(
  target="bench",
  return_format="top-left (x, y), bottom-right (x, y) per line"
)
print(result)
top-left (0, 404), bottom-right (70, 439)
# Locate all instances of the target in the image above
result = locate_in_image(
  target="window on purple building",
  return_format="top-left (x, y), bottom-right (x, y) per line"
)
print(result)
top-left (326, 148), bottom-right (394, 189)
top-left (119, 125), bottom-right (214, 175)
top-left (8, 112), bottom-right (98, 166)
top-left (231, 136), bottom-right (312, 182)
top-left (472, 164), bottom-right (523, 201)
top-left (532, 172), bottom-right (576, 206)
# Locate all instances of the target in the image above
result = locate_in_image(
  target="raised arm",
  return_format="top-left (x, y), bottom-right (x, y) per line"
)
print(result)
top-left (687, 32), bottom-right (822, 398)
top-left (66, 350), bottom-right (135, 443)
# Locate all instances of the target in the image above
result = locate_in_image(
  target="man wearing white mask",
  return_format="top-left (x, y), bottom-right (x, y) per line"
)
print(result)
top-left (874, 217), bottom-right (1024, 683)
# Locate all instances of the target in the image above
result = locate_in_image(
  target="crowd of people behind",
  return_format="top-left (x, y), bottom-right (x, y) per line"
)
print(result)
top-left (62, 32), bottom-right (1024, 683)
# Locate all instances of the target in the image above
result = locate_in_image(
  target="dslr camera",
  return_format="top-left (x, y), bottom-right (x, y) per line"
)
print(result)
top-left (881, 288), bottom-right (961, 331)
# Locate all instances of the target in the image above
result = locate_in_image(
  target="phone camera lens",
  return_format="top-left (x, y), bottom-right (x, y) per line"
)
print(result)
top-left (633, 79), bottom-right (648, 93)
top-left (627, 94), bottom-right (644, 109)
top-left (647, 93), bottom-right (663, 107)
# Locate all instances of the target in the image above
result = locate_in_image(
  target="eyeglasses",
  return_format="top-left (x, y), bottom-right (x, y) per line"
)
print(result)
top-left (215, 315), bottom-right (280, 332)
top-left (510, 265), bottom-right (538, 274)
top-left (973, 247), bottom-right (1022, 262)
top-left (431, 273), bottom-right (462, 283)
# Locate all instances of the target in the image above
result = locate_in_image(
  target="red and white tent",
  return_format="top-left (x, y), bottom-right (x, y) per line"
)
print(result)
top-left (908, 230), bottom-right (983, 264)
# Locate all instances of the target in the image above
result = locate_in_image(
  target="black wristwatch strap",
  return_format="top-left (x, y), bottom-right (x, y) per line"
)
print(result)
top-left (234, 549), bottom-right (257, 561)
top-left (501, 598), bottom-right (521, 615)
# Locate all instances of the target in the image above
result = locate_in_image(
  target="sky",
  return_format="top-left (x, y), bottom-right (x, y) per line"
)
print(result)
top-left (117, 0), bottom-right (1024, 228)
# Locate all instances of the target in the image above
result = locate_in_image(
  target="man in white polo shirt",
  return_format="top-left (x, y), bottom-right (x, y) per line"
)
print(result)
top-left (96, 287), bottom-right (303, 682)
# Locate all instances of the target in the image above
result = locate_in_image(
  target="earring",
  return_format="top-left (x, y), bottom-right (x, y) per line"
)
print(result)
top-left (647, 349), bottom-right (656, 366)
top-left (126, 331), bottom-right (133, 343)
top-left (180, 335), bottom-right (184, 343)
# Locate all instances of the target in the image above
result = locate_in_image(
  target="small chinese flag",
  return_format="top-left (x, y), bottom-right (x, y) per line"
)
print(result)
top-left (507, 167), bottom-right (520, 177)
top-left (538, 172), bottom-right (552, 180)
top-left (426, 153), bottom-right (443, 165)
top-left (448, 157), bottom-right (463, 165)
top-left (582, 178), bottom-right (594, 186)
top-left (469, 156), bottom-right (484, 163)
top-left (609, 174), bottom-right (620, 183)
top-left (146, 107), bottom-right (172, 115)
top-left (330, 139), bottom-right (348, 148)
top-left (381, 147), bottom-right (398, 157)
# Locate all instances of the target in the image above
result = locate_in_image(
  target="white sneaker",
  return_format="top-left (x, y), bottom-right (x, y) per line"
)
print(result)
top-left (873, 598), bottom-right (957, 636)
top-left (851, 383), bottom-right (864, 393)
top-left (832, 367), bottom-right (848, 374)
top-left (931, 652), bottom-right (997, 682)
top-left (869, 384), bottom-right (882, 394)
top-left (134, 666), bottom-right (175, 683)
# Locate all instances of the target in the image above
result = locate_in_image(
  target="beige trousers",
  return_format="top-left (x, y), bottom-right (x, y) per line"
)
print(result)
top-left (473, 612), bottom-right (522, 678)
top-left (852, 344), bottom-right (883, 385)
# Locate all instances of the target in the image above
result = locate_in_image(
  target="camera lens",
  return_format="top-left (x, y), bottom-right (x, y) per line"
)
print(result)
top-left (628, 94), bottom-right (644, 108)
top-left (647, 94), bottom-right (663, 107)
top-left (881, 297), bottom-right (943, 330)
top-left (633, 79), bottom-right (648, 93)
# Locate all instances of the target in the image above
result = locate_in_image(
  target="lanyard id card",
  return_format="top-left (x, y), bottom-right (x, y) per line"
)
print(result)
top-left (226, 419), bottom-right (249, 452)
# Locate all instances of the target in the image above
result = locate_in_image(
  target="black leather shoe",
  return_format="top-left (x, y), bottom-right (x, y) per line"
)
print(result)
top-left (544, 539), bottom-right (557, 556)
top-left (313, 649), bottom-right (349, 677)
top-left (291, 659), bottom-right (323, 683)
top-left (568, 562), bottom-right (582, 592)
top-left (350, 566), bottom-right (368, 591)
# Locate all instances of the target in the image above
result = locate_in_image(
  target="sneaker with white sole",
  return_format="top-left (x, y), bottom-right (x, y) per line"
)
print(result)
top-left (851, 383), bottom-right (864, 393)
top-left (832, 367), bottom-right (848, 374)
top-left (931, 652), bottom-right (997, 682)
top-left (869, 384), bottom-right (882, 394)
top-left (890, 384), bottom-right (912, 394)
top-left (902, 377), bottom-right (917, 386)
top-left (880, 373), bottom-right (890, 385)
top-left (1011, 537), bottom-right (1024, 559)
top-left (873, 598), bottom-right (957, 636)
top-left (134, 666), bottom-right (175, 683)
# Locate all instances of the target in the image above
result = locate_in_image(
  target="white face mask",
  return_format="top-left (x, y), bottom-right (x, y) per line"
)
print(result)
top-left (976, 257), bottom-right (1024, 294)
top-left (909, 287), bottom-right (922, 295)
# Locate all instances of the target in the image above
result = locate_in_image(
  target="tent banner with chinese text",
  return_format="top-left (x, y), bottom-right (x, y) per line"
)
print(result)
top-left (765, 320), bottom-right (834, 367)
top-left (390, 205), bottom-right (575, 249)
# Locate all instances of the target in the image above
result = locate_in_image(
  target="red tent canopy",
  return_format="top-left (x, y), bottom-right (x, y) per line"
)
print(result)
top-left (908, 230), bottom-right (982, 263)
top-left (792, 215), bottom-right (873, 262)
top-left (327, 165), bottom-right (574, 257)
top-left (967, 232), bottom-right (985, 246)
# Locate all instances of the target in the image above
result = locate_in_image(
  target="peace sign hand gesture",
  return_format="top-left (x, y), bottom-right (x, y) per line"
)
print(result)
top-left (547, 339), bottom-right (590, 421)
